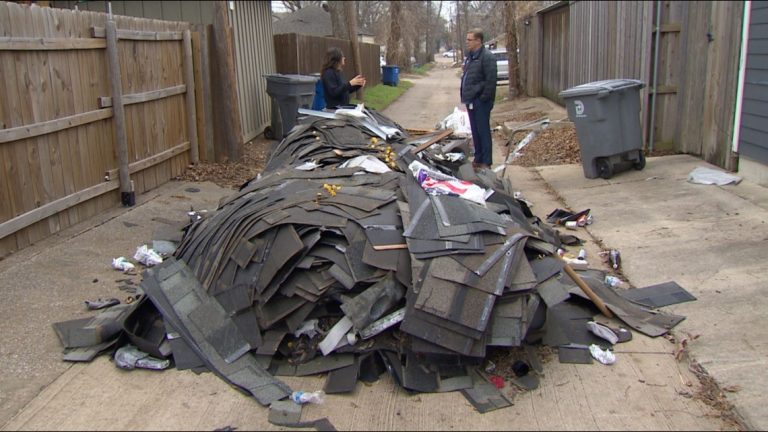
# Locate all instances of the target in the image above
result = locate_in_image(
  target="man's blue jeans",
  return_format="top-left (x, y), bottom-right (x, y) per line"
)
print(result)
top-left (466, 99), bottom-right (494, 166)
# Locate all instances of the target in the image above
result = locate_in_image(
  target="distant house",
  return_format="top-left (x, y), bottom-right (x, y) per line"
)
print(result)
top-left (272, 4), bottom-right (375, 43)
top-left (272, 4), bottom-right (333, 37)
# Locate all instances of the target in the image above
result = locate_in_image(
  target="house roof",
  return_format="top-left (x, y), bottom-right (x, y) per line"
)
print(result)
top-left (536, 1), bottom-right (568, 15)
top-left (272, 5), bottom-right (333, 37)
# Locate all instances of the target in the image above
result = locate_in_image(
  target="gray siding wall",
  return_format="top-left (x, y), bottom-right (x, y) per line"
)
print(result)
top-left (51, 1), bottom-right (215, 25)
top-left (740, 2), bottom-right (768, 164)
top-left (231, 1), bottom-right (276, 142)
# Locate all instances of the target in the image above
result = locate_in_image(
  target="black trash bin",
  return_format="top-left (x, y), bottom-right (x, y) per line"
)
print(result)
top-left (264, 74), bottom-right (318, 139)
top-left (559, 79), bottom-right (646, 179)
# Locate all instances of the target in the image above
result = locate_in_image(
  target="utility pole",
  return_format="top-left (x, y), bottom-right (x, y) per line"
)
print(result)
top-left (345, 1), bottom-right (364, 100)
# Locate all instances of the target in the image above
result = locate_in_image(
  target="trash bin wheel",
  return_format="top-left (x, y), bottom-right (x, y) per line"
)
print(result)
top-left (633, 152), bottom-right (646, 170)
top-left (264, 126), bottom-right (275, 140)
top-left (596, 158), bottom-right (614, 179)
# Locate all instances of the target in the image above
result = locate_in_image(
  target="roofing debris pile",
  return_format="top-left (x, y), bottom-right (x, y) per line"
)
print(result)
top-left (53, 108), bottom-right (693, 417)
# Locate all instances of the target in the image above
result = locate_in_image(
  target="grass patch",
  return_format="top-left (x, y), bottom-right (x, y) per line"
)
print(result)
top-left (351, 80), bottom-right (414, 111)
top-left (412, 63), bottom-right (435, 75)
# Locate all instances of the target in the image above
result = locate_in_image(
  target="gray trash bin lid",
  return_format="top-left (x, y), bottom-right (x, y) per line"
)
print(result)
top-left (559, 79), bottom-right (645, 99)
top-left (263, 73), bottom-right (318, 84)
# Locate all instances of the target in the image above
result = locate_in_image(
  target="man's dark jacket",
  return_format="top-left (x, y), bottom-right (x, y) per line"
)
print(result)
top-left (460, 46), bottom-right (497, 104)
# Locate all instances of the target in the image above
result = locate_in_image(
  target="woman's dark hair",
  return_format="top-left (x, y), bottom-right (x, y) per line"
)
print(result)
top-left (321, 47), bottom-right (344, 73)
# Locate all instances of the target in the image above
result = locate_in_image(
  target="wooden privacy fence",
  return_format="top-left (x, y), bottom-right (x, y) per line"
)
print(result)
top-left (519, 1), bottom-right (743, 170)
top-left (0, 2), bottom-right (206, 257)
top-left (274, 33), bottom-right (381, 89)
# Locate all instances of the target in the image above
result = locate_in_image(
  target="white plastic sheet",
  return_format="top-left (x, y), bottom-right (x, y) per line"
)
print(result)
top-left (687, 166), bottom-right (742, 185)
top-left (586, 321), bottom-right (619, 345)
top-left (339, 155), bottom-right (392, 173)
top-left (589, 344), bottom-right (617, 365)
top-left (436, 106), bottom-right (472, 136)
top-left (134, 245), bottom-right (163, 267)
top-left (112, 257), bottom-right (135, 272)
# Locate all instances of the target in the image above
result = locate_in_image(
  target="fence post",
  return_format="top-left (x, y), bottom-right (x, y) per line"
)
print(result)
top-left (183, 29), bottom-right (200, 164)
top-left (105, 19), bottom-right (134, 206)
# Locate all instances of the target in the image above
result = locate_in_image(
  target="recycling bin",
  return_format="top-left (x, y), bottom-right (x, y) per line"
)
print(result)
top-left (382, 65), bottom-right (399, 87)
top-left (264, 73), bottom-right (318, 139)
top-left (559, 79), bottom-right (646, 179)
top-left (310, 72), bottom-right (325, 111)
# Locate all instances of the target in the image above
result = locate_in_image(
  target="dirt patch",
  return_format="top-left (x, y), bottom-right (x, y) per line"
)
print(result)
top-left (175, 138), bottom-right (273, 189)
top-left (509, 124), bottom-right (582, 167)
top-left (494, 110), bottom-right (548, 124)
top-left (687, 360), bottom-right (746, 430)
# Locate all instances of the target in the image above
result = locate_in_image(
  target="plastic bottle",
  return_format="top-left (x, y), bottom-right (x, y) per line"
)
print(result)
top-left (604, 275), bottom-right (625, 288)
top-left (290, 390), bottom-right (325, 405)
top-left (609, 249), bottom-right (621, 270)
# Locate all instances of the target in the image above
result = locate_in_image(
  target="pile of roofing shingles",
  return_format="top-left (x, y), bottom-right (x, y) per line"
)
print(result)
top-left (139, 109), bottom-right (684, 411)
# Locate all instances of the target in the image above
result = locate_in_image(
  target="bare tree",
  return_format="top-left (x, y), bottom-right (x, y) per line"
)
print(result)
top-left (503, 1), bottom-right (521, 98)
top-left (345, 1), bottom-right (364, 100)
top-left (387, 1), bottom-right (406, 68)
top-left (280, 0), bottom-right (323, 12)
top-left (455, 1), bottom-right (463, 62)
top-left (326, 1), bottom-right (346, 38)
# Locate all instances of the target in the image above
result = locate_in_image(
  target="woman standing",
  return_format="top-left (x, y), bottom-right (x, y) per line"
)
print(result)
top-left (321, 47), bottom-right (366, 110)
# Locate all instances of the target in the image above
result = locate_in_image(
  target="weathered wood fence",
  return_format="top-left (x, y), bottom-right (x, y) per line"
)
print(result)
top-left (0, 2), bottom-right (206, 257)
top-left (519, 1), bottom-right (743, 170)
top-left (274, 33), bottom-right (381, 87)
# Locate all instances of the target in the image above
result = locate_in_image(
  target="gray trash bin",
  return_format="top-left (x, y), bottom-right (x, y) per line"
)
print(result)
top-left (559, 79), bottom-right (646, 179)
top-left (264, 74), bottom-right (318, 139)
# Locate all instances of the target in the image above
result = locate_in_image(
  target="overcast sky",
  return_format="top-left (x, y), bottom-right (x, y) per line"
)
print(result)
top-left (270, 1), bottom-right (455, 21)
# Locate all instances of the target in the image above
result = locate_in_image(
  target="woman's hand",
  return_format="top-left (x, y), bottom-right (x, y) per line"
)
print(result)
top-left (350, 75), bottom-right (366, 87)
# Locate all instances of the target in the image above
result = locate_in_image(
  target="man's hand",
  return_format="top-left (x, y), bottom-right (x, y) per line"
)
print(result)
top-left (350, 75), bottom-right (366, 87)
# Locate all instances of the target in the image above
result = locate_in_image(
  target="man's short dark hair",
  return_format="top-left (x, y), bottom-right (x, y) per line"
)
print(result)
top-left (468, 28), bottom-right (484, 43)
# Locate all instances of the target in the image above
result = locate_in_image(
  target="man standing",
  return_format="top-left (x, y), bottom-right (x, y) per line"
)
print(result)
top-left (460, 29), bottom-right (497, 170)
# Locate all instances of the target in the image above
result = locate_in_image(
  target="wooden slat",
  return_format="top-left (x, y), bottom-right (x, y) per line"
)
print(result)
top-left (411, 129), bottom-right (454, 154)
top-left (183, 30), bottom-right (199, 163)
top-left (655, 23), bottom-right (682, 33)
top-left (0, 108), bottom-right (112, 144)
top-left (91, 26), bottom-right (183, 41)
top-left (98, 84), bottom-right (186, 108)
top-left (0, 36), bottom-right (106, 50)
top-left (0, 179), bottom-right (118, 240)
top-left (650, 85), bottom-right (678, 94)
top-left (105, 141), bottom-right (190, 180)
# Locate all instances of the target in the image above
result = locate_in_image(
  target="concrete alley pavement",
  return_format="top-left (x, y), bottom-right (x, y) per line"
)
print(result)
top-left (1, 60), bottom-right (760, 430)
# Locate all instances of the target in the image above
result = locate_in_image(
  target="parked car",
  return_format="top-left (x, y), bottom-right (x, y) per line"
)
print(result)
top-left (491, 49), bottom-right (509, 81)
top-left (442, 50), bottom-right (455, 58)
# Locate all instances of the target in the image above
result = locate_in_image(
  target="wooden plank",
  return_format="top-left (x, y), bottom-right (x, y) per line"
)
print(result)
top-left (0, 3), bottom-right (23, 253)
top-left (0, 36), bottom-right (106, 50)
top-left (135, 18), bottom-right (153, 193)
top-left (650, 85), bottom-right (678, 94)
top-left (183, 29), bottom-right (199, 163)
top-left (192, 24), bottom-right (213, 162)
top-left (91, 26), bottom-right (183, 41)
top-left (212, 0), bottom-right (243, 162)
top-left (105, 141), bottom-right (191, 180)
top-left (0, 179), bottom-right (119, 241)
top-left (410, 129), bottom-right (454, 154)
top-left (10, 6), bottom-right (38, 213)
top-left (41, 6), bottom-right (69, 232)
top-left (97, 84), bottom-right (186, 108)
top-left (0, 108), bottom-right (112, 144)
top-left (654, 23), bottom-right (682, 33)
top-left (105, 20), bottom-right (132, 204)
